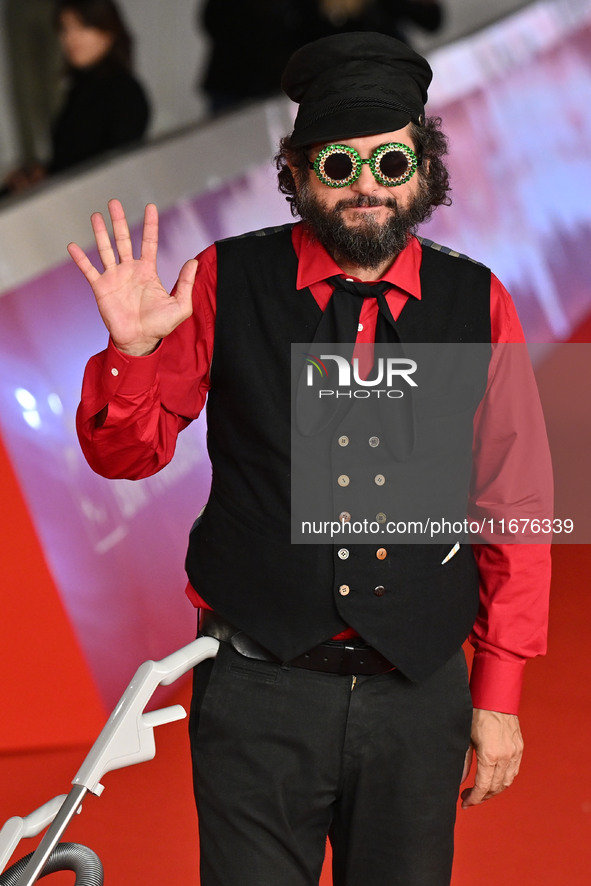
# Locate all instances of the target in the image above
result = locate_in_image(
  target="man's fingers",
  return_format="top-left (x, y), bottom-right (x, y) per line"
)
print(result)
top-left (461, 749), bottom-right (521, 807)
top-left (461, 786), bottom-right (487, 807)
top-left (91, 210), bottom-right (117, 270)
top-left (461, 777), bottom-right (510, 807)
top-left (73, 200), bottom-right (159, 277)
top-left (174, 258), bottom-right (198, 317)
top-left (460, 745), bottom-right (473, 784)
top-left (461, 709), bottom-right (524, 809)
top-left (462, 755), bottom-right (497, 806)
top-left (461, 779), bottom-right (494, 807)
top-left (500, 753), bottom-right (521, 790)
top-left (67, 242), bottom-right (100, 284)
top-left (140, 202), bottom-right (159, 265)
top-left (108, 198), bottom-right (134, 262)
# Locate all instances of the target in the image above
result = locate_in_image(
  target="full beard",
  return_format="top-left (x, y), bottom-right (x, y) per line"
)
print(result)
top-left (296, 176), bottom-right (434, 271)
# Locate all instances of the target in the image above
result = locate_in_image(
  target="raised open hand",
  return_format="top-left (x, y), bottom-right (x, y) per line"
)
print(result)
top-left (68, 199), bottom-right (197, 355)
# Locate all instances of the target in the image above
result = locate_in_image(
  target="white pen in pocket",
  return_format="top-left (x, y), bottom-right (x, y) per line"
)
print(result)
top-left (441, 542), bottom-right (460, 565)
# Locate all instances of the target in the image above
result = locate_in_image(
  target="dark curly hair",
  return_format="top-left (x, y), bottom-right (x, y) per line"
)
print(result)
top-left (275, 116), bottom-right (452, 219)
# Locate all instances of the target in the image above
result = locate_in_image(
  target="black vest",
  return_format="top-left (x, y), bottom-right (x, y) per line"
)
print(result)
top-left (186, 225), bottom-right (492, 681)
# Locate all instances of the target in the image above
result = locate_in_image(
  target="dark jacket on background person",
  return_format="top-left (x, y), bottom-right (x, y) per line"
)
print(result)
top-left (199, 0), bottom-right (443, 110)
top-left (306, 0), bottom-right (443, 44)
top-left (49, 55), bottom-right (150, 174)
top-left (200, 0), bottom-right (308, 108)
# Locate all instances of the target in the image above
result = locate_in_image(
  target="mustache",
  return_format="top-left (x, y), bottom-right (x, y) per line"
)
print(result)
top-left (333, 194), bottom-right (399, 211)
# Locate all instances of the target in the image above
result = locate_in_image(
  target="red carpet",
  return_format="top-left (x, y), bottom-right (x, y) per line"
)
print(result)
top-left (1, 544), bottom-right (590, 884)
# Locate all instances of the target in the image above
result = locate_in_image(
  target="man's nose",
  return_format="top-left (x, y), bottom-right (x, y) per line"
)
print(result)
top-left (350, 162), bottom-right (379, 195)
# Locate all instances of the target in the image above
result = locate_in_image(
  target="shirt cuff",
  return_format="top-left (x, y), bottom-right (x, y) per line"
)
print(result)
top-left (102, 337), bottom-right (162, 397)
top-left (469, 650), bottom-right (526, 715)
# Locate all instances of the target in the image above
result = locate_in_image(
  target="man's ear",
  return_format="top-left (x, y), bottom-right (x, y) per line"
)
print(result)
top-left (417, 151), bottom-right (429, 176)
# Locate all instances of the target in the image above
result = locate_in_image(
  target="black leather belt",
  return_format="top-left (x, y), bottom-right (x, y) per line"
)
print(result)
top-left (199, 611), bottom-right (396, 677)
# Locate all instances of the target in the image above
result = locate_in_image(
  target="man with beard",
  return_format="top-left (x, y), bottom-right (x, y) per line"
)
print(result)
top-left (72, 32), bottom-right (551, 886)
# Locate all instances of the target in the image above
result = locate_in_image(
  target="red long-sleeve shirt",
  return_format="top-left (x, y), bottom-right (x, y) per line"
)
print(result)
top-left (77, 224), bottom-right (552, 714)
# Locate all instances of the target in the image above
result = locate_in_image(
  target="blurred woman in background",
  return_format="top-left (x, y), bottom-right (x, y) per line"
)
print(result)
top-left (3, 0), bottom-right (150, 194)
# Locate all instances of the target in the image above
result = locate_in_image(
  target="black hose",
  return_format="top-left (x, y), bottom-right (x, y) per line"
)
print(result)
top-left (0, 842), bottom-right (103, 886)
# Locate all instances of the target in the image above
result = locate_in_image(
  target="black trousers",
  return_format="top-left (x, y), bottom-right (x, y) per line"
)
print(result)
top-left (189, 642), bottom-right (472, 886)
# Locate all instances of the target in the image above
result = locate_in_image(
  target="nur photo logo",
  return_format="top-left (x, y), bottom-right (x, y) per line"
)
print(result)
top-left (304, 352), bottom-right (418, 399)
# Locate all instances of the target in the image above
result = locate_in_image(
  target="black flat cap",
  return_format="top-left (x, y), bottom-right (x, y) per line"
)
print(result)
top-left (282, 32), bottom-right (432, 147)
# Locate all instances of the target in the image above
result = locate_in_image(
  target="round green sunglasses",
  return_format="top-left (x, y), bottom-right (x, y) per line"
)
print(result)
top-left (310, 142), bottom-right (420, 188)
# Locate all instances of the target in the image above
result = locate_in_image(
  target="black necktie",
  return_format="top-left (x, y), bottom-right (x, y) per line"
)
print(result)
top-left (295, 276), bottom-right (416, 460)
top-left (321, 275), bottom-right (403, 344)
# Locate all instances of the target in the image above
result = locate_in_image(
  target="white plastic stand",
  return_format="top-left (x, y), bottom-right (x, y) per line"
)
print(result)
top-left (0, 635), bottom-right (219, 884)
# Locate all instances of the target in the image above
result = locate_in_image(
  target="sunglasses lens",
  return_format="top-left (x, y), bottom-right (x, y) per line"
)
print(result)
top-left (322, 151), bottom-right (355, 182)
top-left (379, 150), bottom-right (411, 180)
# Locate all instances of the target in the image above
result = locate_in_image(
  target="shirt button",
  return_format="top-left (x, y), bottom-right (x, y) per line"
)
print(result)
top-left (345, 277), bottom-right (354, 282)
top-left (339, 511), bottom-right (351, 523)
top-left (369, 436), bottom-right (380, 448)
top-left (339, 584), bottom-right (351, 596)
top-left (338, 435), bottom-right (349, 447)
top-left (376, 548), bottom-right (387, 560)
top-left (358, 322), bottom-right (364, 332)
top-left (338, 548), bottom-right (349, 560)
top-left (376, 512), bottom-right (387, 524)
top-left (338, 474), bottom-right (350, 487)
top-left (374, 585), bottom-right (386, 597)
top-left (111, 367), bottom-right (119, 377)
top-left (374, 474), bottom-right (386, 486)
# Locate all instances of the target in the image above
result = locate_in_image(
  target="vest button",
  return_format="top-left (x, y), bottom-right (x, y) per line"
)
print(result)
top-left (338, 474), bottom-right (350, 487)
top-left (374, 474), bottom-right (386, 486)
top-left (338, 435), bottom-right (349, 447)
top-left (339, 511), bottom-right (351, 523)
top-left (376, 512), bottom-right (387, 524)
top-left (376, 548), bottom-right (387, 560)
top-left (368, 436), bottom-right (380, 447)
top-left (339, 584), bottom-right (350, 596)
top-left (374, 585), bottom-right (386, 597)
top-left (338, 548), bottom-right (349, 560)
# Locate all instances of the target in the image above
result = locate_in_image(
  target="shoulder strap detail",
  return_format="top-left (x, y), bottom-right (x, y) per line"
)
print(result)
top-left (417, 235), bottom-right (485, 267)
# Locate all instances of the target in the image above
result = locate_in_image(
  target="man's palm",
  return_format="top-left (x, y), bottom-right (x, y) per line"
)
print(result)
top-left (68, 199), bottom-right (196, 356)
